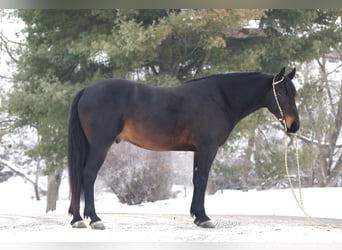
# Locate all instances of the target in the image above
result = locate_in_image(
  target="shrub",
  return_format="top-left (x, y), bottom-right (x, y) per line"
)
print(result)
top-left (99, 142), bottom-right (175, 205)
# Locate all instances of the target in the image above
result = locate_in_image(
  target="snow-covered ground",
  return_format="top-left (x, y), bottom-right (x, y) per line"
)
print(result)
top-left (1, 176), bottom-right (342, 242)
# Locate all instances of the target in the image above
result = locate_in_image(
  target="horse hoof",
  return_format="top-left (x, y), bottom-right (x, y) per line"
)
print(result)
top-left (72, 220), bottom-right (87, 229)
top-left (195, 220), bottom-right (216, 228)
top-left (90, 221), bottom-right (105, 230)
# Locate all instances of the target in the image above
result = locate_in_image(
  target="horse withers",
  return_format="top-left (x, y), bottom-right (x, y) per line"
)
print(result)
top-left (67, 67), bottom-right (299, 229)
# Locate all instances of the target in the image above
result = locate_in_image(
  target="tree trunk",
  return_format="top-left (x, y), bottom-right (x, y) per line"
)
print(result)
top-left (46, 170), bottom-right (62, 213)
top-left (242, 128), bottom-right (255, 192)
top-left (206, 172), bottom-right (217, 195)
top-left (312, 57), bottom-right (342, 187)
top-left (326, 154), bottom-right (342, 187)
top-left (34, 158), bottom-right (41, 201)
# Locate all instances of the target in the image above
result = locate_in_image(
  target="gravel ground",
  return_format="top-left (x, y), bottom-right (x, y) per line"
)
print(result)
top-left (1, 211), bottom-right (342, 242)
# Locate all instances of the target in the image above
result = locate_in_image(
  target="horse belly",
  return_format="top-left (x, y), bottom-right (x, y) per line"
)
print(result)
top-left (116, 119), bottom-right (195, 151)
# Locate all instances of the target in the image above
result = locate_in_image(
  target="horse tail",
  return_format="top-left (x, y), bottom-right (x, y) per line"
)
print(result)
top-left (68, 88), bottom-right (88, 215)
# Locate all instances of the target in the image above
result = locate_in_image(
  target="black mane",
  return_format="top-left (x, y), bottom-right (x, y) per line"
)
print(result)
top-left (184, 72), bottom-right (267, 84)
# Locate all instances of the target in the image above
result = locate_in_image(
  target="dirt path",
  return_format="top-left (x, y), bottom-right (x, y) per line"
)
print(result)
top-left (1, 212), bottom-right (342, 242)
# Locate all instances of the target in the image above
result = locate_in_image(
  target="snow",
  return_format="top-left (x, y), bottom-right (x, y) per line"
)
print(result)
top-left (1, 176), bottom-right (342, 243)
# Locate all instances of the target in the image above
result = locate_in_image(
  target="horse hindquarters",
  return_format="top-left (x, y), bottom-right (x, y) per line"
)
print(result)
top-left (68, 85), bottom-right (124, 229)
top-left (76, 87), bottom-right (129, 229)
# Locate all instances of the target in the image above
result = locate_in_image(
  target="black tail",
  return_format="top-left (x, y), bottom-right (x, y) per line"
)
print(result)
top-left (68, 89), bottom-right (89, 215)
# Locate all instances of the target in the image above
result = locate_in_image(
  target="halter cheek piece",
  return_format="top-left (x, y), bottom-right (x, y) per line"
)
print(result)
top-left (272, 76), bottom-right (286, 130)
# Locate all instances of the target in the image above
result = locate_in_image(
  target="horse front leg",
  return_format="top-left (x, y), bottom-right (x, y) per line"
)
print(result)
top-left (190, 145), bottom-right (218, 228)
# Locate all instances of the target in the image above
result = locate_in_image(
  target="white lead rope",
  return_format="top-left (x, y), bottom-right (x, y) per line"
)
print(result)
top-left (282, 130), bottom-right (342, 229)
top-left (273, 76), bottom-right (341, 229)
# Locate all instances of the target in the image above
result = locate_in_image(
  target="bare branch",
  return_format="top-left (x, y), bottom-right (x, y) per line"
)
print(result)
top-left (296, 134), bottom-right (342, 148)
top-left (0, 32), bottom-right (21, 63)
top-left (0, 158), bottom-right (46, 194)
top-left (0, 74), bottom-right (14, 80)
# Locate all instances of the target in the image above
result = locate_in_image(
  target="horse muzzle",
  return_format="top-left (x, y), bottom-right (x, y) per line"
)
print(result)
top-left (285, 115), bottom-right (300, 134)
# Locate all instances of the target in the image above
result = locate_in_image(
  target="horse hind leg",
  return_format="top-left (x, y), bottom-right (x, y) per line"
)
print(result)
top-left (69, 195), bottom-right (87, 228)
top-left (82, 145), bottom-right (109, 230)
top-left (68, 161), bottom-right (86, 228)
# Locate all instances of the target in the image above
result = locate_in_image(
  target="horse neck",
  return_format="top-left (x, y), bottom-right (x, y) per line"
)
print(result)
top-left (218, 75), bottom-right (272, 123)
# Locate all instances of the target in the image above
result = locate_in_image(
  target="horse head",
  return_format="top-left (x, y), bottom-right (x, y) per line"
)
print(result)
top-left (267, 67), bottom-right (300, 133)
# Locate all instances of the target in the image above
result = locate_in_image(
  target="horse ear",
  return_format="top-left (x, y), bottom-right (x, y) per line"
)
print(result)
top-left (275, 67), bottom-right (286, 81)
top-left (287, 68), bottom-right (296, 80)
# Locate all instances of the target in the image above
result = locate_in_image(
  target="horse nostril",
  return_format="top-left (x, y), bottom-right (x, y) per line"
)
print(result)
top-left (289, 121), bottom-right (300, 133)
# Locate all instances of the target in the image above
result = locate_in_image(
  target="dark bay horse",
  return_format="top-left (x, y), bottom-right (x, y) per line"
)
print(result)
top-left (68, 67), bottom-right (300, 229)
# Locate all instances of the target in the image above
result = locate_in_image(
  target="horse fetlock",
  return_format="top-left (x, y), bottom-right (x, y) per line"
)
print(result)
top-left (83, 208), bottom-right (97, 219)
top-left (191, 209), bottom-right (212, 227)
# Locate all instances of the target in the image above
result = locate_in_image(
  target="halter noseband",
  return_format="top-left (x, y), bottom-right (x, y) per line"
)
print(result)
top-left (272, 76), bottom-right (286, 131)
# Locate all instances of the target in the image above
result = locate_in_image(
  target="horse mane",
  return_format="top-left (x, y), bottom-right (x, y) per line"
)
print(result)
top-left (183, 72), bottom-right (265, 84)
top-left (184, 72), bottom-right (297, 97)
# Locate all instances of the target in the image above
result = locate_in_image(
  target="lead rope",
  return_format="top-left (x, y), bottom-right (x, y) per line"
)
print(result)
top-left (273, 77), bottom-right (341, 230)
top-left (273, 77), bottom-right (306, 216)
top-left (283, 127), bottom-right (342, 230)
top-left (284, 132), bottom-right (307, 217)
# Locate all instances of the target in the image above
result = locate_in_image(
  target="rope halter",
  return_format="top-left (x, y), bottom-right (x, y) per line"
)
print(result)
top-left (272, 76), bottom-right (286, 131)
